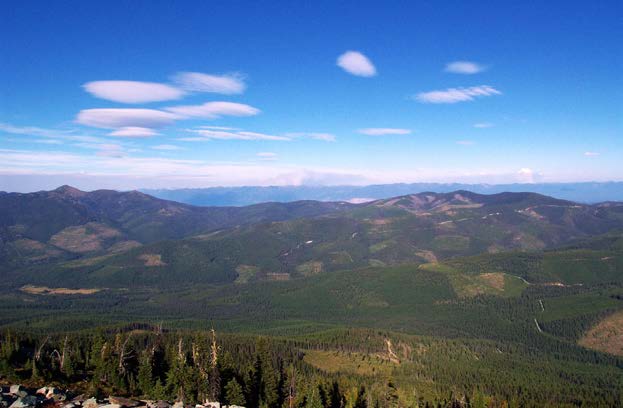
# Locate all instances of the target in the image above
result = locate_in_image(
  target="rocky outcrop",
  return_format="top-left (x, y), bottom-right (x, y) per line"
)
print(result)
top-left (0, 386), bottom-right (244, 408)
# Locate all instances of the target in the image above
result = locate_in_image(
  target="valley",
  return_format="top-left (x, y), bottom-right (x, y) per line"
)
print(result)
top-left (1, 187), bottom-right (622, 406)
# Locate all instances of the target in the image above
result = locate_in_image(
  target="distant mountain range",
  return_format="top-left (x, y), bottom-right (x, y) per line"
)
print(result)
top-left (142, 182), bottom-right (623, 206)
top-left (0, 185), bottom-right (352, 273)
top-left (2, 186), bottom-right (623, 289)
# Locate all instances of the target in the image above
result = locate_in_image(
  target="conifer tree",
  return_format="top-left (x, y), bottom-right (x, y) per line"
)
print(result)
top-left (353, 386), bottom-right (368, 408)
top-left (225, 378), bottom-right (246, 406)
top-left (138, 351), bottom-right (154, 396)
top-left (208, 329), bottom-right (221, 402)
top-left (304, 386), bottom-right (323, 408)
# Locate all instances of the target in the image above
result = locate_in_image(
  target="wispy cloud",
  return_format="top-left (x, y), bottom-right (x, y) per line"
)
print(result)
top-left (33, 139), bottom-right (64, 145)
top-left (0, 122), bottom-right (108, 144)
top-left (109, 127), bottom-right (160, 137)
top-left (83, 81), bottom-right (184, 104)
top-left (76, 103), bottom-right (259, 135)
top-left (152, 144), bottom-right (183, 151)
top-left (173, 72), bottom-right (245, 94)
top-left (76, 108), bottom-right (179, 129)
top-left (358, 128), bottom-right (411, 136)
top-left (186, 128), bottom-right (290, 141)
top-left (473, 122), bottom-right (494, 128)
top-left (445, 61), bottom-right (486, 74)
top-left (415, 85), bottom-right (501, 104)
top-left (0, 148), bottom-right (564, 191)
top-left (0, 122), bottom-right (75, 138)
top-left (456, 140), bottom-right (475, 145)
top-left (584, 151), bottom-right (600, 157)
top-left (337, 51), bottom-right (377, 77)
top-left (199, 126), bottom-right (240, 131)
top-left (83, 71), bottom-right (247, 104)
top-left (257, 152), bottom-right (278, 161)
top-left (285, 132), bottom-right (336, 142)
top-left (95, 144), bottom-right (125, 158)
top-left (165, 101), bottom-right (260, 119)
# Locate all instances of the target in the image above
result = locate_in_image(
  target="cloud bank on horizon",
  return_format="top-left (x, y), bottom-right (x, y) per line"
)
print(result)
top-left (1, 1), bottom-right (620, 192)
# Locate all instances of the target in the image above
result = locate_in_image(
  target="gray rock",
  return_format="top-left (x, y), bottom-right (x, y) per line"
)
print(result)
top-left (38, 389), bottom-right (64, 402)
top-left (98, 404), bottom-right (121, 408)
top-left (146, 401), bottom-right (169, 408)
top-left (9, 396), bottom-right (38, 408)
top-left (1, 394), bottom-right (17, 408)
top-left (70, 394), bottom-right (88, 404)
top-left (108, 397), bottom-right (138, 408)
top-left (8, 387), bottom-right (27, 399)
top-left (82, 398), bottom-right (98, 408)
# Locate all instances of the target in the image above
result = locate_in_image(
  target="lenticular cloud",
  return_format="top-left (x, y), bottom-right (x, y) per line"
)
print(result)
top-left (337, 51), bottom-right (377, 77)
top-left (83, 81), bottom-right (185, 104)
top-left (415, 85), bottom-right (501, 104)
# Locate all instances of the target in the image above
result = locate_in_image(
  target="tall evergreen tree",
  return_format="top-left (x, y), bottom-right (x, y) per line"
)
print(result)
top-left (225, 378), bottom-right (246, 406)
top-left (328, 381), bottom-right (345, 408)
top-left (138, 351), bottom-right (154, 396)
top-left (353, 386), bottom-right (368, 408)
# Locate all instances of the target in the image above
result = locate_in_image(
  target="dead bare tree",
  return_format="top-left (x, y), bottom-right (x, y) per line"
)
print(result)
top-left (35, 336), bottom-right (49, 362)
top-left (118, 333), bottom-right (133, 375)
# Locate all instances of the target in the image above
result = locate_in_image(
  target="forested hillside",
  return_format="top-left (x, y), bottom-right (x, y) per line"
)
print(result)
top-left (1, 188), bottom-right (623, 407)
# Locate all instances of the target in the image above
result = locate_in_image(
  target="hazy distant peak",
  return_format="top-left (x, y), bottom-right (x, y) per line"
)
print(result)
top-left (53, 185), bottom-right (87, 197)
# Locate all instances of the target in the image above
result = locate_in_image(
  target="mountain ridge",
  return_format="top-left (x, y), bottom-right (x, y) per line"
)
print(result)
top-left (3, 185), bottom-right (622, 289)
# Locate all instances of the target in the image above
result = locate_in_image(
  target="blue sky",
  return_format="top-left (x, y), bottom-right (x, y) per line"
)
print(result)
top-left (1, 0), bottom-right (622, 191)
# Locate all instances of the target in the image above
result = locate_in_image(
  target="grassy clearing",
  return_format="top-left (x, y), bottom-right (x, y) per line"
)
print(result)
top-left (303, 349), bottom-right (395, 376)
top-left (578, 310), bottom-right (623, 356)
top-left (420, 263), bottom-right (528, 298)
top-left (20, 285), bottom-right (101, 295)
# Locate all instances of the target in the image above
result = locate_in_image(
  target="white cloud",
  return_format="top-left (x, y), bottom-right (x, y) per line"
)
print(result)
top-left (358, 128), bottom-right (411, 136)
top-left (415, 85), bottom-right (501, 104)
top-left (83, 81), bottom-right (184, 104)
top-left (337, 51), bottom-right (377, 77)
top-left (473, 122), bottom-right (494, 128)
top-left (199, 126), bottom-right (240, 131)
top-left (584, 151), bottom-right (600, 157)
top-left (257, 152), bottom-right (278, 161)
top-left (177, 137), bottom-right (207, 142)
top-left (0, 122), bottom-right (111, 145)
top-left (0, 123), bottom-right (75, 138)
top-left (2, 148), bottom-right (615, 192)
top-left (152, 144), bottom-right (183, 151)
top-left (445, 61), bottom-right (486, 74)
top-left (187, 129), bottom-right (291, 141)
top-left (33, 139), bottom-right (64, 145)
top-left (108, 127), bottom-right (160, 137)
top-left (285, 132), bottom-right (336, 142)
top-left (456, 140), bottom-right (475, 145)
top-left (76, 108), bottom-right (179, 129)
top-left (95, 144), bottom-right (125, 158)
top-left (517, 168), bottom-right (536, 183)
top-left (173, 72), bottom-right (246, 94)
top-left (165, 101), bottom-right (260, 119)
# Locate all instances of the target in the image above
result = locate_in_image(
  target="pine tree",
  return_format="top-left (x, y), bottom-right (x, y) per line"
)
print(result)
top-left (328, 381), bottom-right (344, 408)
top-left (354, 386), bottom-right (367, 408)
top-left (304, 386), bottom-right (323, 408)
top-left (138, 351), bottom-right (154, 396)
top-left (208, 329), bottom-right (221, 402)
top-left (253, 338), bottom-right (278, 408)
top-left (383, 380), bottom-right (399, 408)
top-left (225, 378), bottom-right (246, 406)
